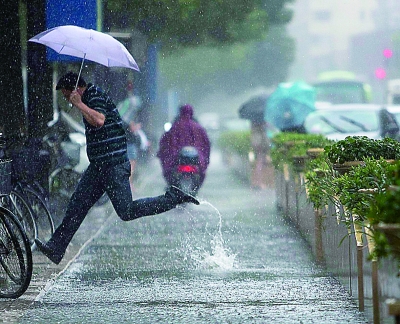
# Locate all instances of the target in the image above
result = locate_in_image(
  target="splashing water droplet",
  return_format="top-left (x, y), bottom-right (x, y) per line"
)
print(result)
top-left (190, 201), bottom-right (237, 270)
top-left (199, 235), bottom-right (236, 270)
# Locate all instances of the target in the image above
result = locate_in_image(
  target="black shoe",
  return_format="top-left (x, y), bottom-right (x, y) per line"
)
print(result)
top-left (34, 239), bottom-right (64, 265)
top-left (167, 185), bottom-right (200, 205)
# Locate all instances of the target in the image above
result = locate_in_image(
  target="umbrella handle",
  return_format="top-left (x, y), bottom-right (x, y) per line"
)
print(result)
top-left (66, 54), bottom-right (86, 114)
top-left (75, 53), bottom-right (86, 90)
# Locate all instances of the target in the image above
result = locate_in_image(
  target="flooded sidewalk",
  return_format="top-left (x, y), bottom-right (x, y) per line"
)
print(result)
top-left (5, 150), bottom-right (368, 323)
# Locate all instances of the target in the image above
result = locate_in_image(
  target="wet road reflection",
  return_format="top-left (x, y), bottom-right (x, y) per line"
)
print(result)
top-left (21, 150), bottom-right (367, 323)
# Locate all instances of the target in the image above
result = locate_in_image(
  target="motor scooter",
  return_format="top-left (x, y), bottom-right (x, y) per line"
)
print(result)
top-left (171, 146), bottom-right (201, 196)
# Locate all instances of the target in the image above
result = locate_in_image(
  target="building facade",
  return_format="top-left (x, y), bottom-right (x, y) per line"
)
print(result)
top-left (287, 0), bottom-right (400, 102)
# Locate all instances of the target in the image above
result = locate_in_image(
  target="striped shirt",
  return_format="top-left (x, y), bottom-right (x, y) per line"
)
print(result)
top-left (81, 84), bottom-right (128, 166)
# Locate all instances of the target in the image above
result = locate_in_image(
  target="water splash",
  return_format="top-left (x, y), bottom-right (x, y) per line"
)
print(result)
top-left (189, 201), bottom-right (237, 270)
top-left (196, 235), bottom-right (236, 270)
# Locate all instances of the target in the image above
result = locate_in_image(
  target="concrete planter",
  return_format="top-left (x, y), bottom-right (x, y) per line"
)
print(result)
top-left (332, 161), bottom-right (365, 175)
top-left (274, 168), bottom-right (400, 324)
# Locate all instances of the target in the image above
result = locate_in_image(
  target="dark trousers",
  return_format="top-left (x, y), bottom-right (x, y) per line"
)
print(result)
top-left (48, 161), bottom-right (177, 255)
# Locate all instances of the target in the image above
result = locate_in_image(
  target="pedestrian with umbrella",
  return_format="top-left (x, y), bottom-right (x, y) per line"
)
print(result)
top-left (265, 81), bottom-right (316, 133)
top-left (29, 26), bottom-right (199, 265)
top-left (35, 72), bottom-right (199, 265)
top-left (238, 94), bottom-right (274, 189)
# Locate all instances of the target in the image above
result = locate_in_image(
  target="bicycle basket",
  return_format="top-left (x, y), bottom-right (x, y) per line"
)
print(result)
top-left (0, 159), bottom-right (12, 195)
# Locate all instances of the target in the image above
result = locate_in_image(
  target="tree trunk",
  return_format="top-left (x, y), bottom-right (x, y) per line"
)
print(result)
top-left (0, 1), bottom-right (26, 139)
top-left (27, 0), bottom-right (53, 139)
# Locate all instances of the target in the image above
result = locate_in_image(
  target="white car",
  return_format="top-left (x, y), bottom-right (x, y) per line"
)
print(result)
top-left (386, 105), bottom-right (400, 125)
top-left (303, 104), bottom-right (400, 141)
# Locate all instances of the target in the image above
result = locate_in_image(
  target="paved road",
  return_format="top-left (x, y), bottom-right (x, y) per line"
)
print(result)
top-left (1, 149), bottom-right (368, 323)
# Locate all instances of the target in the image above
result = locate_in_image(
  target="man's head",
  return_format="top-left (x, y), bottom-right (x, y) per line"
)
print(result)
top-left (56, 71), bottom-right (87, 101)
top-left (56, 71), bottom-right (86, 91)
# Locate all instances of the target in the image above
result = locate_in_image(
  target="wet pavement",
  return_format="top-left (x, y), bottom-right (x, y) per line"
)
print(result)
top-left (0, 149), bottom-right (368, 323)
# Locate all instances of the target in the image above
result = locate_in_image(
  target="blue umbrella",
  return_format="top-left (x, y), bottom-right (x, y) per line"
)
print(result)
top-left (265, 82), bottom-right (316, 131)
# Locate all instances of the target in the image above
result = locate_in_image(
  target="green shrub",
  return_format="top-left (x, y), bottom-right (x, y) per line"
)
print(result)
top-left (325, 136), bottom-right (400, 164)
top-left (304, 153), bottom-right (334, 209)
top-left (270, 132), bottom-right (333, 171)
top-left (366, 161), bottom-right (400, 260)
top-left (217, 130), bottom-right (251, 156)
top-left (333, 158), bottom-right (396, 220)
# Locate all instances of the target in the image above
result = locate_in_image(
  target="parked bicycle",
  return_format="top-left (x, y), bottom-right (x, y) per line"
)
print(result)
top-left (0, 187), bottom-right (37, 248)
top-left (2, 136), bottom-right (55, 248)
top-left (0, 159), bottom-right (32, 299)
top-left (13, 180), bottom-right (54, 244)
top-left (44, 111), bottom-right (108, 210)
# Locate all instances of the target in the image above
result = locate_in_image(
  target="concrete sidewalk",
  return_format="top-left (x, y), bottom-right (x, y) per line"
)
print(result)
top-left (0, 153), bottom-right (370, 323)
top-left (0, 158), bottom-right (156, 323)
top-left (0, 198), bottom-right (115, 323)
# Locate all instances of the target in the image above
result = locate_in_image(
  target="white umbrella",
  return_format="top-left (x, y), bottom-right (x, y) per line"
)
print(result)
top-left (29, 25), bottom-right (140, 88)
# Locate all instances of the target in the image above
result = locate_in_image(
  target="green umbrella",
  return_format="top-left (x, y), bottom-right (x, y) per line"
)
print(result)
top-left (265, 81), bottom-right (316, 131)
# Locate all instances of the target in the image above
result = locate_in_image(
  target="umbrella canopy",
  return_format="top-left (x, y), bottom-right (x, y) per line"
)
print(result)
top-left (265, 82), bottom-right (316, 131)
top-left (29, 25), bottom-right (140, 82)
top-left (238, 94), bottom-right (269, 122)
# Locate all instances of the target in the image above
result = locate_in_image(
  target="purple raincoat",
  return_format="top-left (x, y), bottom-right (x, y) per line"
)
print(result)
top-left (157, 104), bottom-right (211, 185)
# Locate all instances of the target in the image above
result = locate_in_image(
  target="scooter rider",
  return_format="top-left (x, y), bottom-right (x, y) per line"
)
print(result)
top-left (35, 72), bottom-right (199, 265)
top-left (157, 104), bottom-right (211, 188)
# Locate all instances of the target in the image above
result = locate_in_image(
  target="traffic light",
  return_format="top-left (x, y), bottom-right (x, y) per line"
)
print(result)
top-left (375, 68), bottom-right (386, 79)
top-left (383, 48), bottom-right (393, 59)
top-left (375, 49), bottom-right (393, 79)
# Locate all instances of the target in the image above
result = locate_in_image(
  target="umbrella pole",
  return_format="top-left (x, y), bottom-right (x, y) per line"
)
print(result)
top-left (66, 54), bottom-right (86, 113)
top-left (75, 54), bottom-right (86, 90)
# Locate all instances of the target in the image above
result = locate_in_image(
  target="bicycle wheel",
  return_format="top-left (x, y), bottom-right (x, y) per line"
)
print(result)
top-left (49, 167), bottom-right (81, 213)
top-left (0, 206), bottom-right (32, 298)
top-left (6, 191), bottom-right (38, 249)
top-left (49, 167), bottom-right (80, 199)
top-left (31, 180), bottom-right (49, 201)
top-left (21, 187), bottom-right (55, 243)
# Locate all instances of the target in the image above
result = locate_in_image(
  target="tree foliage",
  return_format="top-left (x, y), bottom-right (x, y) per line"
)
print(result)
top-left (158, 26), bottom-right (295, 101)
top-left (105, 0), bottom-right (293, 49)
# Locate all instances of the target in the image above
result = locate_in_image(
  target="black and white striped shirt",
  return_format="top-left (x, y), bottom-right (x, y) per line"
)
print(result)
top-left (81, 84), bottom-right (128, 166)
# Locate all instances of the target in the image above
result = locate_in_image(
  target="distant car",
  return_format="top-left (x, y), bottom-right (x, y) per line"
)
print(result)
top-left (386, 105), bottom-right (400, 126)
top-left (303, 104), bottom-right (400, 141)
